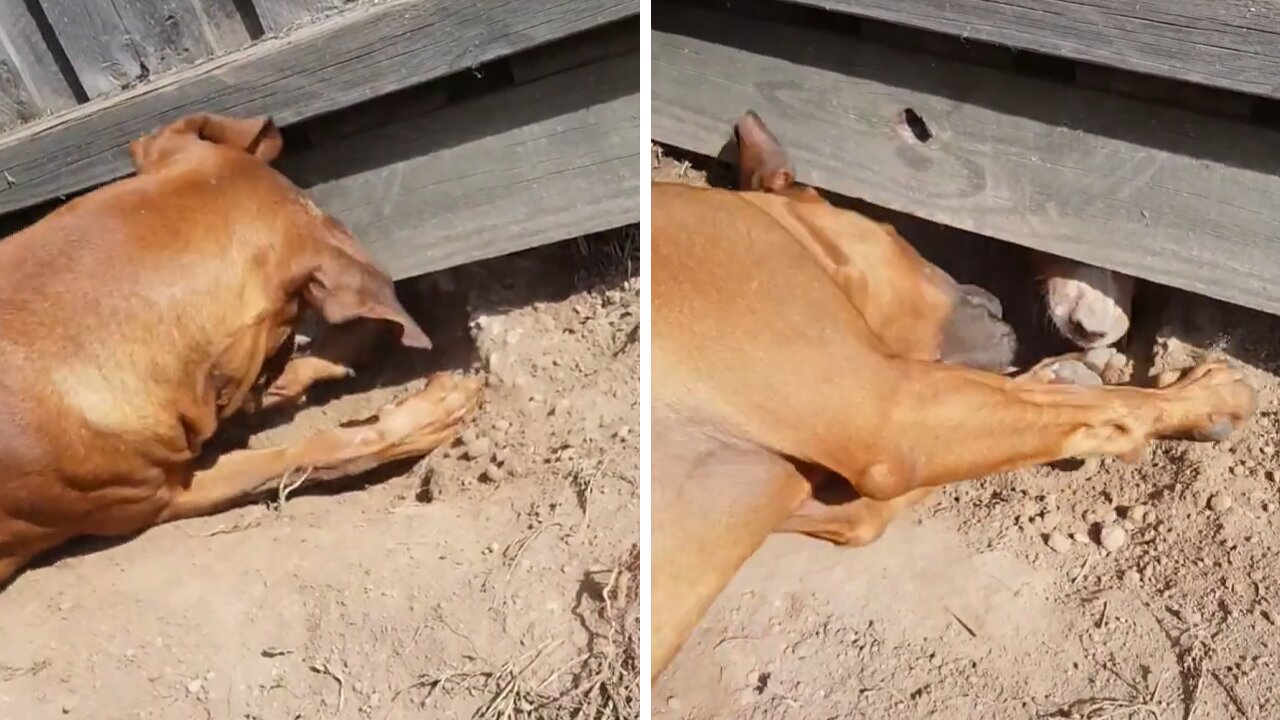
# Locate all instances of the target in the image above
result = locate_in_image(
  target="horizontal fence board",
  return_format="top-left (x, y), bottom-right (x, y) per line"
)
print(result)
top-left (250, 0), bottom-right (349, 35)
top-left (0, 0), bottom-right (79, 131)
top-left (37, 0), bottom-right (251, 99)
top-left (653, 3), bottom-right (1280, 315)
top-left (284, 52), bottom-right (640, 279)
top-left (787, 0), bottom-right (1280, 100)
top-left (0, 0), bottom-right (636, 216)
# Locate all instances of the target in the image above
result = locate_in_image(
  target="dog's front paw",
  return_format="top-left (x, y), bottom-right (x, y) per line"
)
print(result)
top-left (1164, 361), bottom-right (1257, 441)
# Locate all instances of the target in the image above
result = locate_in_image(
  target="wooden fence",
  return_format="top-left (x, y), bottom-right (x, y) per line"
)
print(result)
top-left (0, 0), bottom-right (640, 277)
top-left (652, 0), bottom-right (1280, 316)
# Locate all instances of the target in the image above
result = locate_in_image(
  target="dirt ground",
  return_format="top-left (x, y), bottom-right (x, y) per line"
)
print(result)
top-left (0, 231), bottom-right (639, 720)
top-left (654, 146), bottom-right (1280, 720)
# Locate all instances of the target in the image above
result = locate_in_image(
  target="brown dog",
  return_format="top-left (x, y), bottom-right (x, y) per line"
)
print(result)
top-left (0, 113), bottom-right (481, 586)
top-left (651, 111), bottom-right (1257, 677)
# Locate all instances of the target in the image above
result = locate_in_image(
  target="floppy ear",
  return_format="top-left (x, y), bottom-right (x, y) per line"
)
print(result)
top-left (733, 110), bottom-right (795, 193)
top-left (302, 221), bottom-right (432, 350)
top-left (129, 113), bottom-right (283, 173)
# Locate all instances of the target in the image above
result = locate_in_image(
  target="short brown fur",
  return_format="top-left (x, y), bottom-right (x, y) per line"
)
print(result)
top-left (0, 114), bottom-right (480, 587)
top-left (651, 112), bottom-right (1257, 678)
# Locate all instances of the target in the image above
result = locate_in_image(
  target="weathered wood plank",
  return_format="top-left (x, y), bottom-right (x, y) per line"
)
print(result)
top-left (785, 0), bottom-right (1280, 101)
top-left (250, 0), bottom-right (349, 35)
top-left (511, 15), bottom-right (639, 84)
top-left (0, 0), bottom-right (636, 216)
top-left (283, 52), bottom-right (639, 279)
top-left (0, 0), bottom-right (78, 131)
top-left (37, 0), bottom-right (251, 98)
top-left (653, 4), bottom-right (1280, 315)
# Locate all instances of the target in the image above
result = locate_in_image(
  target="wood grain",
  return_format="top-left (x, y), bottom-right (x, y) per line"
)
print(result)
top-left (0, 0), bottom-right (636, 216)
top-left (653, 4), bottom-right (1280, 314)
top-left (37, 0), bottom-right (251, 98)
top-left (0, 0), bottom-right (78, 131)
top-left (283, 52), bottom-right (640, 279)
top-left (787, 0), bottom-right (1280, 100)
top-left (250, 0), bottom-right (349, 35)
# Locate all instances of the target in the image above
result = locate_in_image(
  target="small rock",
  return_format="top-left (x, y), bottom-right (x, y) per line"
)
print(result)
top-left (1123, 569), bottom-right (1141, 585)
top-left (1232, 464), bottom-right (1246, 477)
top-left (1209, 492), bottom-right (1233, 513)
top-left (615, 425), bottom-right (632, 440)
top-left (1046, 359), bottom-right (1103, 386)
top-left (1083, 347), bottom-right (1117, 373)
top-left (61, 696), bottom-right (79, 715)
top-left (460, 428), bottom-right (479, 445)
top-left (1072, 532), bottom-right (1091, 544)
top-left (1046, 531), bottom-right (1073, 554)
top-left (185, 679), bottom-right (203, 695)
top-left (1126, 504), bottom-right (1150, 524)
top-left (482, 464), bottom-right (506, 483)
top-left (493, 419), bottom-right (511, 433)
top-left (1095, 506), bottom-right (1118, 524)
top-left (465, 437), bottom-right (492, 460)
top-left (1099, 525), bottom-right (1127, 552)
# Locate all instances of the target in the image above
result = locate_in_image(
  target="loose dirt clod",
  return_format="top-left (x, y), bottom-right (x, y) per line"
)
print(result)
top-left (1209, 492), bottom-right (1233, 513)
top-left (1047, 532), bottom-right (1074, 554)
top-left (1099, 525), bottom-right (1127, 552)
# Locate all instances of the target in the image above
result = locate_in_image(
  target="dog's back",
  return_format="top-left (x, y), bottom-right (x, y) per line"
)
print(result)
top-left (0, 143), bottom-right (304, 462)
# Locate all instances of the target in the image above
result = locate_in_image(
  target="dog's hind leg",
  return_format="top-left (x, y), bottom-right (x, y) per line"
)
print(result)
top-left (159, 373), bottom-right (480, 522)
top-left (778, 487), bottom-right (937, 546)
top-left (652, 410), bottom-right (810, 679)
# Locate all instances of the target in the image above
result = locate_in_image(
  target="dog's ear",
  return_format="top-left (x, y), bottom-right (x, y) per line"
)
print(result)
top-left (302, 218), bottom-right (432, 350)
top-left (733, 111), bottom-right (795, 193)
top-left (130, 114), bottom-right (283, 173)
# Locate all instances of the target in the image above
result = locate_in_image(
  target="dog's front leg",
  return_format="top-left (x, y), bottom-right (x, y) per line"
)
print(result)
top-left (843, 360), bottom-right (1255, 502)
top-left (160, 373), bottom-right (479, 521)
top-left (258, 319), bottom-right (395, 409)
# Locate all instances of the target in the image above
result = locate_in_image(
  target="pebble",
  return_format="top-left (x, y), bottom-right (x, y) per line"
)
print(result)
top-left (185, 679), bottom-right (203, 695)
top-left (1072, 531), bottom-right (1091, 544)
top-left (482, 464), bottom-right (506, 483)
top-left (465, 437), bottom-right (491, 460)
top-left (460, 428), bottom-right (478, 446)
top-left (616, 425), bottom-right (632, 440)
top-left (1041, 510), bottom-right (1063, 532)
top-left (1083, 347), bottom-right (1116, 373)
top-left (1209, 492), bottom-right (1233, 513)
top-left (1099, 525), bottom-right (1127, 552)
top-left (1123, 569), bottom-right (1141, 585)
top-left (61, 696), bottom-right (79, 715)
top-left (1126, 504), bottom-right (1150, 524)
top-left (493, 419), bottom-right (511, 433)
top-left (1046, 531), bottom-right (1073, 554)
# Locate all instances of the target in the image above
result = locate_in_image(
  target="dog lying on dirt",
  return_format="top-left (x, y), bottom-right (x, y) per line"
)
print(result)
top-left (650, 111), bottom-right (1258, 678)
top-left (0, 113), bottom-right (481, 587)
